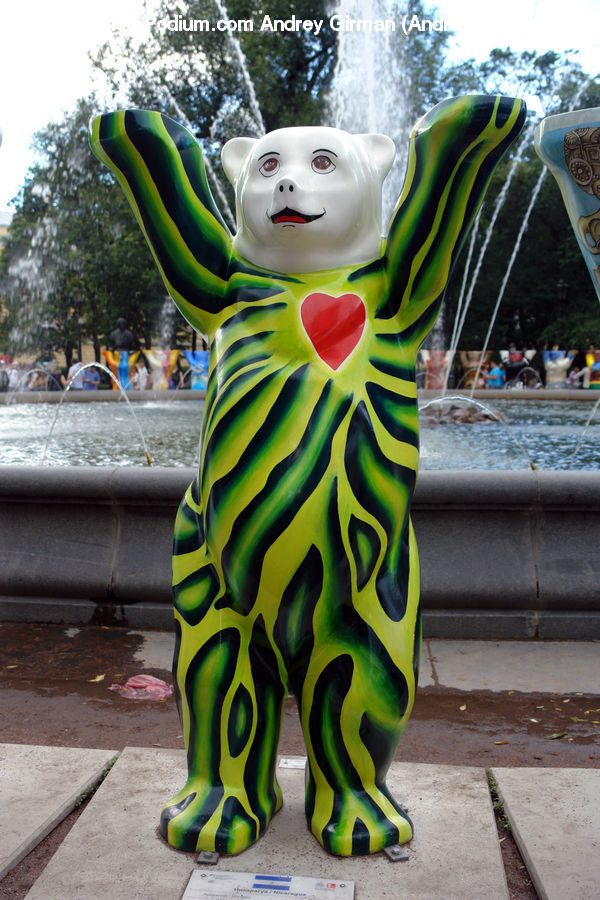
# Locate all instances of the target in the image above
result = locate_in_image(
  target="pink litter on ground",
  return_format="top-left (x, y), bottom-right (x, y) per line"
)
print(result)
top-left (109, 674), bottom-right (173, 700)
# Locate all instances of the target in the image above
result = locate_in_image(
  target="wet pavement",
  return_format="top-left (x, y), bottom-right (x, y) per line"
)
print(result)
top-left (1, 623), bottom-right (598, 769)
top-left (1, 622), bottom-right (599, 899)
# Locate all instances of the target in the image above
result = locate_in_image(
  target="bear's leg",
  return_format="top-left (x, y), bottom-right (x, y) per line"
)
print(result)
top-left (300, 638), bottom-right (417, 856)
top-left (160, 487), bottom-right (286, 855)
top-left (160, 611), bottom-right (286, 855)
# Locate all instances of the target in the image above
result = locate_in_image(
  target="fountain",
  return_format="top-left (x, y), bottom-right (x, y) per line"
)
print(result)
top-left (4, 394), bottom-right (600, 470)
top-left (3, 16), bottom-right (600, 884)
top-left (464, 83), bottom-right (596, 395)
top-left (419, 394), bottom-right (536, 468)
top-left (443, 118), bottom-right (540, 389)
top-left (328, 0), bottom-right (411, 224)
top-left (4, 364), bottom-right (65, 402)
top-left (42, 362), bottom-right (153, 466)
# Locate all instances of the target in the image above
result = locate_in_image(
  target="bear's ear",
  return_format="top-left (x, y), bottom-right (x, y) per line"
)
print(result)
top-left (353, 133), bottom-right (396, 181)
top-left (222, 137), bottom-right (258, 187)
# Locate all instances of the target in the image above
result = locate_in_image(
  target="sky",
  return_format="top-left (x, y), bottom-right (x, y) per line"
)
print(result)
top-left (1, 0), bottom-right (598, 214)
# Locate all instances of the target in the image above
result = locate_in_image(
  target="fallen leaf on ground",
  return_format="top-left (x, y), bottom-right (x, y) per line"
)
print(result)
top-left (494, 741), bottom-right (510, 745)
top-left (459, 704), bottom-right (467, 711)
top-left (548, 732), bottom-right (568, 740)
top-left (89, 674), bottom-right (105, 683)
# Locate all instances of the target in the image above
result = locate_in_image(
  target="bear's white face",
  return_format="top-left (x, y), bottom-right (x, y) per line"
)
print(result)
top-left (222, 126), bottom-right (395, 274)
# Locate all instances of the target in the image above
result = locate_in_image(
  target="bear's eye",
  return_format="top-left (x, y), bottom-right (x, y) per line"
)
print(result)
top-left (312, 155), bottom-right (335, 173)
top-left (259, 157), bottom-right (280, 176)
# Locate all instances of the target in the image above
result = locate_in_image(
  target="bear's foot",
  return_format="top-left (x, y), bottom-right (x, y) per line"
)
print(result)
top-left (160, 779), bottom-right (282, 856)
top-left (309, 785), bottom-right (413, 856)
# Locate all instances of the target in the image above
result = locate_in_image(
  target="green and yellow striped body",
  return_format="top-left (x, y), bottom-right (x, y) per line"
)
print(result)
top-left (90, 95), bottom-right (525, 856)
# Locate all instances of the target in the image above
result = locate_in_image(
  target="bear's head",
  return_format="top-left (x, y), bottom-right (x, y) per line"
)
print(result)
top-left (222, 126), bottom-right (395, 274)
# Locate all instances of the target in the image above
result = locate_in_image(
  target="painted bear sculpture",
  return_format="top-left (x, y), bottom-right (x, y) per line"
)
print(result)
top-left (90, 95), bottom-right (525, 856)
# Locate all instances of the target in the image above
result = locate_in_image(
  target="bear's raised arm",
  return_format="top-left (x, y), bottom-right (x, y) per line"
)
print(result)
top-left (89, 110), bottom-right (233, 337)
top-left (383, 95), bottom-right (526, 336)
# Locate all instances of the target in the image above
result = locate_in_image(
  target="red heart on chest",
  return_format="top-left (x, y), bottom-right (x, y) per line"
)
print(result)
top-left (301, 292), bottom-right (366, 370)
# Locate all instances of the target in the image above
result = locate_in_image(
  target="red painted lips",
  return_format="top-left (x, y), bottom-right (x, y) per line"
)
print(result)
top-left (271, 207), bottom-right (325, 225)
top-left (301, 292), bottom-right (366, 370)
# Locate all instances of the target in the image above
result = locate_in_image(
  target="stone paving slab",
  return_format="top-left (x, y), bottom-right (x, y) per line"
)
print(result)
top-left (424, 640), bottom-right (600, 693)
top-left (129, 629), bottom-right (175, 670)
top-left (492, 767), bottom-right (600, 900)
top-left (0, 743), bottom-right (118, 880)
top-left (26, 748), bottom-right (506, 900)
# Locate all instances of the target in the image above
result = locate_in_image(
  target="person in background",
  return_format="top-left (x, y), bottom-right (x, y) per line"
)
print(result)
top-left (528, 345), bottom-right (547, 387)
top-left (83, 367), bottom-right (101, 390)
top-left (67, 356), bottom-right (85, 389)
top-left (568, 366), bottom-right (590, 388)
top-left (47, 361), bottom-right (66, 391)
top-left (169, 359), bottom-right (185, 389)
top-left (132, 357), bottom-right (150, 390)
top-left (8, 363), bottom-right (22, 390)
top-left (486, 359), bottom-right (505, 389)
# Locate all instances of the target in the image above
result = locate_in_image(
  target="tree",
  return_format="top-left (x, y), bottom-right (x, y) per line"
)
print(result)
top-left (1, 1), bottom-right (346, 362)
top-left (441, 55), bottom-right (600, 352)
top-left (0, 98), bottom-right (167, 363)
top-left (5, 9), bottom-right (598, 364)
top-left (94, 0), bottom-right (339, 222)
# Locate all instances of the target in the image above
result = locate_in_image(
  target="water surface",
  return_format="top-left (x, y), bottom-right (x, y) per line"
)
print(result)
top-left (1, 398), bottom-right (599, 470)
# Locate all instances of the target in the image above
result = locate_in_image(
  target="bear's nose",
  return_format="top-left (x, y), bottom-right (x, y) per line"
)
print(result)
top-left (278, 181), bottom-right (295, 193)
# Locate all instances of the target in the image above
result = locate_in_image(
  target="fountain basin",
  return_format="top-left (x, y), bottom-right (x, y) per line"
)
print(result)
top-left (2, 391), bottom-right (600, 470)
top-left (0, 389), bottom-right (204, 403)
top-left (1, 465), bottom-right (598, 639)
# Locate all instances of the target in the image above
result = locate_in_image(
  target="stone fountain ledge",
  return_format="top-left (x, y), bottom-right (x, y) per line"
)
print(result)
top-left (2, 388), bottom-right (600, 403)
top-left (420, 388), bottom-right (600, 402)
top-left (1, 466), bottom-right (599, 639)
top-left (0, 389), bottom-right (206, 403)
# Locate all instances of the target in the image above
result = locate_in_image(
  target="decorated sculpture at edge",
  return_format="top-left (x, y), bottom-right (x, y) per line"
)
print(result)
top-left (103, 318), bottom-right (139, 389)
top-left (535, 107), bottom-right (600, 299)
top-left (89, 95), bottom-right (525, 857)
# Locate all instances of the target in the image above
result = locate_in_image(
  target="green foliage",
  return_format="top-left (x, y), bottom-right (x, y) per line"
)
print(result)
top-left (0, 99), bottom-right (168, 363)
top-left (2, 6), bottom-right (600, 362)
top-left (443, 65), bottom-right (600, 352)
top-left (94, 0), bottom-right (338, 219)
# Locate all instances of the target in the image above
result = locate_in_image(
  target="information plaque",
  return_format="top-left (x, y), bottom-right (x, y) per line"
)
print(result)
top-left (182, 870), bottom-right (355, 899)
